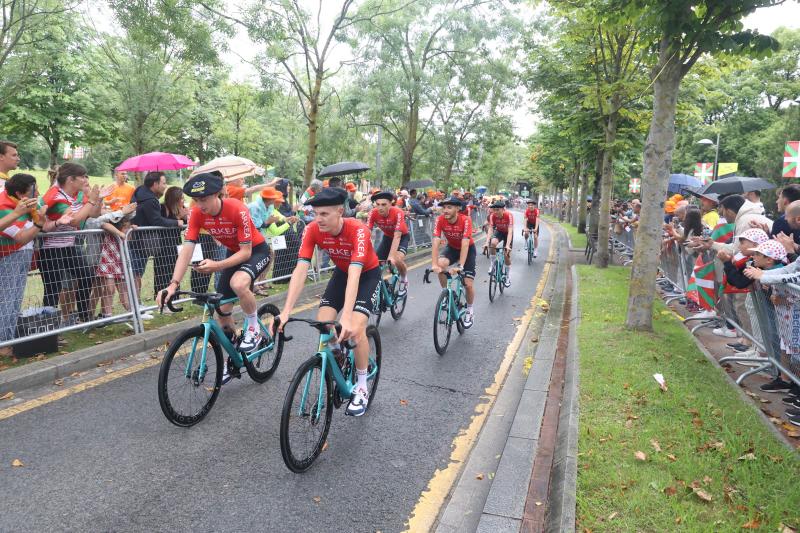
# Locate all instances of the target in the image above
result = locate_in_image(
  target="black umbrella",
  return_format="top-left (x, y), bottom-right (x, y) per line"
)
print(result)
top-left (700, 176), bottom-right (776, 196)
top-left (405, 178), bottom-right (435, 189)
top-left (317, 161), bottom-right (370, 178)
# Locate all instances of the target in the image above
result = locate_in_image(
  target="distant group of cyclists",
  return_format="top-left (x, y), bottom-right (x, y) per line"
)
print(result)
top-left (158, 172), bottom-right (541, 416)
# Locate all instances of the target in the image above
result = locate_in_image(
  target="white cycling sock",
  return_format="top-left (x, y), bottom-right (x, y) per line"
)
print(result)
top-left (467, 304), bottom-right (474, 313)
top-left (356, 368), bottom-right (368, 391)
top-left (245, 312), bottom-right (258, 331)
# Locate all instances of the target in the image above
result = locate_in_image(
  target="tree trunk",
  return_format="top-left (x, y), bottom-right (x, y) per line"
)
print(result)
top-left (402, 93), bottom-right (420, 185)
top-left (571, 163), bottom-right (581, 226)
top-left (578, 161), bottom-right (589, 233)
top-left (303, 73), bottom-right (324, 186)
top-left (625, 51), bottom-right (683, 330)
top-left (589, 150), bottom-right (603, 238)
top-left (48, 134), bottom-right (60, 170)
top-left (596, 107), bottom-right (619, 268)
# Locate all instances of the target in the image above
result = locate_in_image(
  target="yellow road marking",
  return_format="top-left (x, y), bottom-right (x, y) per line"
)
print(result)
top-left (0, 243), bottom-right (472, 422)
top-left (403, 222), bottom-right (556, 532)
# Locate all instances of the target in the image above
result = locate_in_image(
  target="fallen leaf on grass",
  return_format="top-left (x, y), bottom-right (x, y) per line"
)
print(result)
top-left (0, 391), bottom-right (14, 400)
top-left (34, 354), bottom-right (45, 361)
top-left (622, 383), bottom-right (630, 389)
top-left (650, 439), bottom-right (661, 453)
top-left (780, 523), bottom-right (797, 533)
top-left (702, 475), bottom-right (712, 484)
top-left (741, 519), bottom-right (761, 529)
top-left (782, 422), bottom-right (798, 432)
top-left (692, 488), bottom-right (712, 502)
top-left (738, 453), bottom-right (757, 461)
top-left (786, 430), bottom-right (800, 439)
top-left (11, 459), bottom-right (23, 467)
top-left (675, 517), bottom-right (682, 524)
top-left (666, 454), bottom-right (677, 462)
top-left (692, 417), bottom-right (704, 428)
top-left (522, 356), bottom-right (533, 376)
top-left (770, 417), bottom-right (783, 425)
top-left (663, 486), bottom-right (677, 496)
top-left (399, 399), bottom-right (409, 406)
top-left (653, 373), bottom-right (667, 392)
top-left (634, 451), bottom-right (647, 461)
top-left (607, 512), bottom-right (618, 521)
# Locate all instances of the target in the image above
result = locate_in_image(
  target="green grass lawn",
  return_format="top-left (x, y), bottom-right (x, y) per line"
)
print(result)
top-left (575, 265), bottom-right (800, 532)
top-left (541, 214), bottom-right (588, 250)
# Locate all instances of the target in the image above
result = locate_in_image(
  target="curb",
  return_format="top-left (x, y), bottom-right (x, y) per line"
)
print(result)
top-left (544, 265), bottom-right (580, 533)
top-left (0, 247), bottom-right (435, 395)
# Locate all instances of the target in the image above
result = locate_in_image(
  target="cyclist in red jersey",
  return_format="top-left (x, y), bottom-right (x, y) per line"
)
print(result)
top-left (157, 173), bottom-right (271, 353)
top-left (487, 200), bottom-right (514, 287)
top-left (276, 187), bottom-right (380, 416)
top-left (368, 191), bottom-right (409, 295)
top-left (523, 199), bottom-right (540, 258)
top-left (431, 196), bottom-right (476, 328)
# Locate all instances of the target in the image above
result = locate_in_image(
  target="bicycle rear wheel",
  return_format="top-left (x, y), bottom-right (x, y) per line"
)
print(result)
top-left (349, 325), bottom-right (382, 411)
top-left (157, 326), bottom-right (223, 427)
top-left (433, 290), bottom-right (452, 355)
top-left (280, 356), bottom-right (333, 473)
top-left (244, 303), bottom-right (284, 383)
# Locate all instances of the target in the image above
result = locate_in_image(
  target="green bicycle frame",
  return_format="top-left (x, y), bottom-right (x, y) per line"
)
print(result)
top-left (493, 252), bottom-right (506, 284)
top-left (184, 296), bottom-right (275, 381)
top-left (298, 330), bottom-right (379, 423)
top-left (378, 263), bottom-right (400, 308)
top-left (445, 273), bottom-right (467, 323)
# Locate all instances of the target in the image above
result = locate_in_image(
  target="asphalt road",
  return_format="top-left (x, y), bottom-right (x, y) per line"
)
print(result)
top-left (0, 219), bottom-right (551, 533)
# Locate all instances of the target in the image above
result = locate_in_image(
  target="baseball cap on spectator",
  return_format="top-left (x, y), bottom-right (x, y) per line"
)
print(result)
top-left (737, 228), bottom-right (769, 246)
top-left (304, 186), bottom-right (348, 207)
top-left (748, 240), bottom-right (788, 263)
top-left (183, 172), bottom-right (223, 197)
top-left (275, 191), bottom-right (285, 204)
top-left (664, 200), bottom-right (677, 214)
top-left (345, 182), bottom-right (357, 193)
top-left (669, 194), bottom-right (684, 203)
top-left (260, 186), bottom-right (281, 200)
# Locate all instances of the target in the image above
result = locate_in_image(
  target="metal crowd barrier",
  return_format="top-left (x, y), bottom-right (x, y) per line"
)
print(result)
top-left (0, 207), bottom-right (491, 354)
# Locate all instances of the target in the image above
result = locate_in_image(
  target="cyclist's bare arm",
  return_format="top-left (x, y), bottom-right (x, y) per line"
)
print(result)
top-left (431, 236), bottom-right (442, 271)
top-left (157, 242), bottom-right (196, 306)
top-left (338, 263), bottom-right (364, 342)
top-left (389, 230), bottom-right (402, 259)
top-left (457, 237), bottom-right (470, 270)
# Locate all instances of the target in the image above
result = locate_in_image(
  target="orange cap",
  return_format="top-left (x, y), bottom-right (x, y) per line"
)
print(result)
top-left (260, 186), bottom-right (281, 200)
top-left (664, 200), bottom-right (676, 213)
top-left (345, 182), bottom-right (357, 192)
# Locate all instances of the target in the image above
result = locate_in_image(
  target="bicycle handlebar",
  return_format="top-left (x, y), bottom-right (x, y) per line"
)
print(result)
top-left (158, 290), bottom-right (231, 316)
top-left (423, 264), bottom-right (463, 284)
top-left (273, 316), bottom-right (342, 342)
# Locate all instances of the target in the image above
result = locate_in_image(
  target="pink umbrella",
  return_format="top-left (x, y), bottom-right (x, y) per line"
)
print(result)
top-left (116, 152), bottom-right (196, 172)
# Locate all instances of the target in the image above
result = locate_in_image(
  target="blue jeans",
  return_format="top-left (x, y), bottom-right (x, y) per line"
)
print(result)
top-left (0, 248), bottom-right (33, 341)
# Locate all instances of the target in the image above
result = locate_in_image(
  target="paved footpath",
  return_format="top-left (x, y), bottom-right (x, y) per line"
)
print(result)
top-left (0, 216), bottom-right (555, 533)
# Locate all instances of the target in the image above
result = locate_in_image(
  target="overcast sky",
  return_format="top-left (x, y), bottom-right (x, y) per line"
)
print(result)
top-left (88, 1), bottom-right (800, 139)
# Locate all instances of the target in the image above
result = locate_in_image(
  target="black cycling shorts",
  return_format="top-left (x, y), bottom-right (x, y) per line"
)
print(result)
top-left (440, 244), bottom-right (477, 279)
top-left (320, 266), bottom-right (381, 317)
top-left (216, 242), bottom-right (271, 300)
top-left (525, 221), bottom-right (539, 233)
top-left (492, 230), bottom-right (512, 248)
top-left (376, 233), bottom-right (410, 260)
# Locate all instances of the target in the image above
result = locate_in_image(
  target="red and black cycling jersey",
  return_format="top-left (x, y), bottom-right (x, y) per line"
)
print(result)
top-left (298, 217), bottom-right (379, 272)
top-left (185, 198), bottom-right (265, 252)
top-left (433, 213), bottom-right (474, 249)
top-left (489, 211), bottom-right (513, 233)
top-left (524, 207), bottom-right (540, 225)
top-left (367, 206), bottom-right (408, 237)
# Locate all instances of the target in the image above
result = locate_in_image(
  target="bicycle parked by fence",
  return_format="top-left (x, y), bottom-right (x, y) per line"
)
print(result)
top-left (278, 318), bottom-right (381, 472)
top-left (424, 266), bottom-right (468, 355)
top-left (371, 260), bottom-right (407, 328)
top-left (156, 290), bottom-right (284, 427)
top-left (488, 250), bottom-right (508, 302)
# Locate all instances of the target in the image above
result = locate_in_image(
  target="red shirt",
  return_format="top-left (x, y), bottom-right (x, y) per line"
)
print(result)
top-left (299, 217), bottom-right (379, 272)
top-left (434, 213), bottom-right (474, 249)
top-left (489, 211), bottom-right (513, 233)
top-left (367, 206), bottom-right (408, 236)
top-left (185, 198), bottom-right (264, 252)
top-left (524, 207), bottom-right (540, 224)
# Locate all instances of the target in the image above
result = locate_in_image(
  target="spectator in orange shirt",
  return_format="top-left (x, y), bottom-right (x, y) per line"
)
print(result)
top-left (224, 175), bottom-right (277, 202)
top-left (103, 170), bottom-right (135, 211)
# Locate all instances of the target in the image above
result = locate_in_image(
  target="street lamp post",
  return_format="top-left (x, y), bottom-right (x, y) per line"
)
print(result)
top-left (698, 133), bottom-right (720, 181)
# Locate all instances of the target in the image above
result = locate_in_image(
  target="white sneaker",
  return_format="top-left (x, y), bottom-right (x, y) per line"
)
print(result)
top-left (533, 250), bottom-right (538, 258)
top-left (462, 309), bottom-right (474, 329)
top-left (688, 310), bottom-right (716, 320)
top-left (712, 327), bottom-right (737, 338)
top-left (239, 327), bottom-right (262, 353)
top-left (346, 386), bottom-right (369, 416)
top-left (139, 312), bottom-right (154, 321)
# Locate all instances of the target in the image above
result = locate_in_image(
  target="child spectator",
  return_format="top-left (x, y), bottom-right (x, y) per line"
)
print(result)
top-left (95, 216), bottom-right (133, 319)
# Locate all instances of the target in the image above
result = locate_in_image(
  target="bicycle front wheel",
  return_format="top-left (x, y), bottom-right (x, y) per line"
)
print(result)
top-left (243, 303), bottom-right (284, 383)
top-left (489, 266), bottom-right (498, 302)
top-left (157, 326), bottom-right (223, 427)
top-left (433, 290), bottom-right (452, 355)
top-left (527, 239), bottom-right (533, 265)
top-left (280, 356), bottom-right (333, 473)
top-left (390, 288), bottom-right (407, 320)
